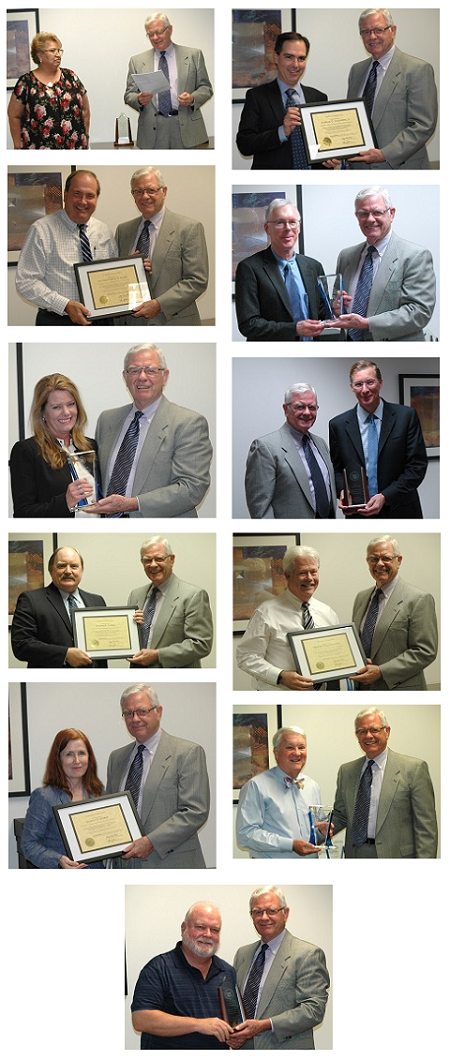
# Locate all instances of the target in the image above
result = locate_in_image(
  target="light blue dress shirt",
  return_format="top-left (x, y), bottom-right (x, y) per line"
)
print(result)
top-left (236, 765), bottom-right (322, 858)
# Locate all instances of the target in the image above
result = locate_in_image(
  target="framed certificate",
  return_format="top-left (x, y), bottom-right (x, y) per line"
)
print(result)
top-left (53, 791), bottom-right (143, 864)
top-left (299, 98), bottom-right (377, 163)
top-left (72, 606), bottom-right (141, 659)
top-left (287, 623), bottom-right (367, 683)
top-left (73, 254), bottom-right (151, 319)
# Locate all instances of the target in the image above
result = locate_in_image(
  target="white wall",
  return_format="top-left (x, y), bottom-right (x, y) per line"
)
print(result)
top-left (232, 355), bottom-right (440, 518)
top-left (9, 680), bottom-right (216, 869)
top-left (8, 341), bottom-right (216, 516)
top-left (125, 883), bottom-right (333, 1049)
top-left (6, 8), bottom-right (215, 147)
top-left (233, 702), bottom-right (441, 858)
top-left (233, 7), bottom-right (440, 167)
top-left (233, 532), bottom-right (440, 689)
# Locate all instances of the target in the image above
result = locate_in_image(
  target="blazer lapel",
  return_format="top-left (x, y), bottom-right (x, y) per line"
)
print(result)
top-left (344, 407), bottom-right (365, 464)
top-left (47, 583), bottom-right (72, 634)
top-left (266, 78), bottom-right (286, 124)
top-left (150, 575), bottom-right (180, 647)
top-left (174, 44), bottom-right (189, 95)
top-left (260, 248), bottom-right (293, 316)
top-left (132, 396), bottom-right (170, 494)
top-left (372, 48), bottom-right (402, 126)
top-left (371, 579), bottom-right (404, 656)
top-left (140, 731), bottom-right (172, 823)
top-left (377, 401), bottom-right (396, 457)
top-left (152, 212), bottom-right (175, 274)
top-left (368, 233), bottom-right (400, 314)
top-left (257, 933), bottom-right (292, 1015)
top-left (375, 750), bottom-right (400, 833)
top-left (279, 424), bottom-right (314, 497)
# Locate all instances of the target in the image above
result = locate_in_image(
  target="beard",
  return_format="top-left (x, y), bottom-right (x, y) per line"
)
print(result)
top-left (182, 931), bottom-right (218, 958)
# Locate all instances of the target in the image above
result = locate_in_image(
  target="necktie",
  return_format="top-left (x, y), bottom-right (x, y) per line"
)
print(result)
top-left (78, 224), bottom-right (92, 262)
top-left (125, 744), bottom-right (145, 810)
top-left (136, 219), bottom-right (151, 260)
top-left (360, 587), bottom-right (382, 657)
top-left (366, 413), bottom-right (379, 497)
top-left (140, 587), bottom-right (160, 648)
top-left (67, 593), bottom-right (77, 615)
top-left (285, 88), bottom-right (309, 169)
top-left (242, 944), bottom-right (268, 1019)
top-left (284, 775), bottom-right (304, 789)
top-left (350, 759), bottom-right (374, 846)
top-left (363, 60), bottom-right (379, 115)
top-left (349, 245), bottom-right (376, 341)
top-left (302, 603), bottom-right (322, 691)
top-left (302, 436), bottom-right (330, 518)
top-left (107, 410), bottom-right (143, 513)
top-left (158, 51), bottom-right (172, 115)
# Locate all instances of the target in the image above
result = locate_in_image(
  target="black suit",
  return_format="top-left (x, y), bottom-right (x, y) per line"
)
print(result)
top-left (11, 582), bottom-right (107, 668)
top-left (329, 400), bottom-right (427, 518)
top-left (235, 246), bottom-right (324, 342)
top-left (10, 436), bottom-right (97, 519)
top-left (236, 80), bottom-right (327, 169)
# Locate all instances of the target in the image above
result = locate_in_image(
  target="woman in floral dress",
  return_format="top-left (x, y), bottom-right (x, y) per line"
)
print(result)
top-left (8, 31), bottom-right (90, 149)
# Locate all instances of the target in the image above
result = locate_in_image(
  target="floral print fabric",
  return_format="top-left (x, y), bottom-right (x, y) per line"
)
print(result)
top-left (13, 68), bottom-right (88, 149)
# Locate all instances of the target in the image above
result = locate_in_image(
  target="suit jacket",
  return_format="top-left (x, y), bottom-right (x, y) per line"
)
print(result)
top-left (333, 748), bottom-right (438, 858)
top-left (11, 582), bottom-right (107, 668)
top-left (352, 577), bottom-right (438, 691)
top-left (127, 573), bottom-right (213, 668)
top-left (115, 208), bottom-right (208, 326)
top-left (96, 395), bottom-right (212, 518)
top-left (235, 246), bottom-right (325, 342)
top-left (106, 729), bottom-right (209, 868)
top-left (336, 231), bottom-right (436, 341)
top-left (236, 80), bottom-right (327, 169)
top-left (10, 436), bottom-right (97, 519)
top-left (124, 43), bottom-right (212, 149)
top-left (234, 930), bottom-right (330, 1050)
top-left (245, 422), bottom-right (336, 518)
top-left (329, 400), bottom-right (427, 517)
top-left (347, 47), bottom-right (438, 170)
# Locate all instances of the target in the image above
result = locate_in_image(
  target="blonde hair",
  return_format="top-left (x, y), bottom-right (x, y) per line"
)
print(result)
top-left (30, 374), bottom-right (91, 470)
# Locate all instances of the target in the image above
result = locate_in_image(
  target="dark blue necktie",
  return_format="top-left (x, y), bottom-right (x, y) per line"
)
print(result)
top-left (302, 435), bottom-right (330, 518)
top-left (350, 760), bottom-right (374, 845)
top-left (107, 410), bottom-right (143, 514)
top-left (360, 587), bottom-right (382, 657)
top-left (78, 224), bottom-right (92, 262)
top-left (349, 245), bottom-right (376, 341)
top-left (125, 744), bottom-right (144, 809)
top-left (136, 219), bottom-right (151, 260)
top-left (242, 944), bottom-right (268, 1018)
top-left (67, 593), bottom-right (77, 615)
top-left (363, 60), bottom-right (379, 115)
top-left (158, 51), bottom-right (172, 114)
top-left (285, 88), bottom-right (309, 169)
top-left (140, 587), bottom-right (160, 648)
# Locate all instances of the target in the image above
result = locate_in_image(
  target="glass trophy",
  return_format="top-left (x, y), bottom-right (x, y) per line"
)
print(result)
top-left (317, 273), bottom-right (344, 320)
top-left (114, 113), bottom-right (134, 147)
top-left (308, 805), bottom-right (335, 855)
top-left (218, 979), bottom-right (247, 1027)
top-left (66, 450), bottom-right (97, 509)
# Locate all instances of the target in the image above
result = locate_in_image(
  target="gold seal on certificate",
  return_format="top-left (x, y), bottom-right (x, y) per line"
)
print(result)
top-left (74, 254), bottom-right (151, 319)
top-left (299, 98), bottom-right (377, 163)
top-left (71, 606), bottom-right (141, 659)
top-left (53, 791), bottom-right (144, 864)
top-left (288, 624), bottom-right (367, 684)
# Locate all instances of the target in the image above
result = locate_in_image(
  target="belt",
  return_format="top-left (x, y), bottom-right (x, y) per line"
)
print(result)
top-left (157, 109), bottom-right (178, 116)
top-left (364, 838), bottom-right (376, 845)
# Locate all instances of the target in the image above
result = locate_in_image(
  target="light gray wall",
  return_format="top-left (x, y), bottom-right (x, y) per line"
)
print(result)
top-left (9, 680), bottom-right (216, 869)
top-left (232, 355), bottom-right (440, 518)
top-left (233, 7), bottom-right (439, 167)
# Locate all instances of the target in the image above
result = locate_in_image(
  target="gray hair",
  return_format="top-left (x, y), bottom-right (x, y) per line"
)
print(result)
top-left (273, 726), bottom-right (306, 749)
top-left (358, 8), bottom-right (394, 29)
top-left (284, 383), bottom-right (317, 405)
top-left (140, 536), bottom-right (173, 559)
top-left (145, 13), bottom-right (171, 30)
top-left (355, 186), bottom-right (393, 210)
top-left (367, 535), bottom-right (400, 555)
top-left (249, 886), bottom-right (287, 911)
top-left (354, 708), bottom-right (388, 729)
top-left (283, 545), bottom-right (320, 575)
top-left (184, 902), bottom-right (221, 925)
top-left (123, 344), bottom-right (167, 371)
top-left (120, 684), bottom-right (160, 709)
top-left (265, 198), bottom-right (301, 224)
top-left (131, 166), bottom-right (164, 189)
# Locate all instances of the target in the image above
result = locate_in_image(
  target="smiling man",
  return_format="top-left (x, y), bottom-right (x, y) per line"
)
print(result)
top-left (236, 545), bottom-right (339, 691)
top-left (93, 343), bottom-right (212, 518)
top-left (245, 382), bottom-right (336, 518)
top-left (329, 359), bottom-right (427, 518)
top-left (236, 727), bottom-right (323, 858)
top-left (332, 709), bottom-right (438, 858)
top-left (352, 534), bottom-right (438, 690)
top-left (327, 186), bottom-right (436, 341)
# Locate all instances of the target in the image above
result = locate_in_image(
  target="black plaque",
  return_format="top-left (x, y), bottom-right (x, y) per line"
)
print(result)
top-left (343, 461), bottom-right (369, 509)
top-left (218, 979), bottom-right (247, 1027)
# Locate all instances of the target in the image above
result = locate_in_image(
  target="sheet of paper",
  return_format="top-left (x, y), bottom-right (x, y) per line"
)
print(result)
top-left (131, 71), bottom-right (169, 93)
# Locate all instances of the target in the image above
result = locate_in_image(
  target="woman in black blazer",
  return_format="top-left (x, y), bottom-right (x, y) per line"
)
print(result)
top-left (10, 373), bottom-right (98, 518)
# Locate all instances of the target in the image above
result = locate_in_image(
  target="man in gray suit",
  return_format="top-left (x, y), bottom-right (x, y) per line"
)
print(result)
top-left (106, 684), bottom-right (209, 868)
top-left (115, 166), bottom-right (208, 326)
top-left (245, 382), bottom-right (336, 518)
top-left (92, 343), bottom-right (212, 518)
top-left (353, 535), bottom-right (438, 691)
top-left (124, 13), bottom-right (212, 150)
top-left (231, 886), bottom-right (329, 1050)
top-left (325, 186), bottom-right (436, 341)
top-left (333, 708), bottom-right (438, 858)
top-left (127, 535), bottom-right (213, 668)
top-left (347, 9), bottom-right (437, 169)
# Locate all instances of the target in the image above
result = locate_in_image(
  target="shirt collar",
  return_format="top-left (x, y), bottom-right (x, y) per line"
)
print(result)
top-left (132, 395), bottom-right (162, 420)
top-left (133, 727), bottom-right (162, 755)
top-left (364, 747), bottom-right (388, 769)
top-left (257, 928), bottom-right (286, 958)
top-left (356, 397), bottom-right (383, 428)
top-left (375, 43), bottom-right (395, 72)
top-left (271, 247), bottom-right (297, 266)
top-left (277, 76), bottom-right (302, 95)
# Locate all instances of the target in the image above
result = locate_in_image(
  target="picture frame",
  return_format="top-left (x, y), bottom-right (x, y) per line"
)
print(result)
top-left (8, 171), bottom-right (64, 264)
top-left (72, 606), bottom-right (141, 660)
top-left (399, 374), bottom-right (440, 458)
top-left (8, 683), bottom-right (31, 797)
top-left (74, 254), bottom-right (151, 319)
top-left (232, 186), bottom-right (298, 285)
top-left (53, 791), bottom-right (144, 864)
top-left (233, 534), bottom-right (300, 632)
top-left (8, 538), bottom-right (44, 619)
top-left (233, 704), bottom-right (281, 802)
top-left (288, 623), bottom-right (367, 684)
top-left (7, 9), bottom-right (40, 88)
top-left (232, 9), bottom-right (290, 99)
top-left (299, 98), bottom-right (377, 164)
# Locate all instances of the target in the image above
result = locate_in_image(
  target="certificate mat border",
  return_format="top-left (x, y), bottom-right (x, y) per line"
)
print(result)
top-left (72, 606), bottom-right (141, 658)
top-left (288, 623), bottom-right (367, 682)
top-left (53, 791), bottom-right (143, 864)
top-left (73, 254), bottom-right (151, 319)
top-left (299, 97), bottom-right (377, 163)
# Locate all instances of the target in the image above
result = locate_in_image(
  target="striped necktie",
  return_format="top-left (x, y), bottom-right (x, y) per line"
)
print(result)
top-left (158, 50), bottom-right (172, 114)
top-left (136, 219), bottom-right (151, 260)
top-left (125, 744), bottom-right (145, 810)
top-left (350, 759), bottom-right (374, 845)
top-left (78, 224), bottom-right (92, 262)
top-left (363, 60), bottom-right (379, 115)
top-left (242, 944), bottom-right (268, 1018)
top-left (360, 588), bottom-right (382, 657)
top-left (349, 245), bottom-right (376, 341)
top-left (140, 587), bottom-right (160, 648)
top-left (107, 410), bottom-right (143, 513)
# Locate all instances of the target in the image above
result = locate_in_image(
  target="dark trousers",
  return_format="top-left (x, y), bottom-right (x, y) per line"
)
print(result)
top-left (36, 310), bottom-right (113, 326)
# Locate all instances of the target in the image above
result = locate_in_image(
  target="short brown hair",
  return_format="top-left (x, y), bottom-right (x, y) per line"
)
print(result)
top-left (350, 360), bottom-right (382, 382)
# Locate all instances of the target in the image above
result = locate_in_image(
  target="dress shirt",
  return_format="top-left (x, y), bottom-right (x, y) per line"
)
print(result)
top-left (358, 42), bottom-right (395, 102)
top-left (356, 398), bottom-right (383, 469)
top-left (289, 426), bottom-right (332, 507)
top-left (357, 748), bottom-right (388, 838)
top-left (58, 586), bottom-right (85, 618)
top-left (236, 587), bottom-right (339, 690)
top-left (277, 77), bottom-right (306, 142)
top-left (348, 230), bottom-right (392, 297)
top-left (236, 765), bottom-right (322, 858)
top-left (153, 42), bottom-right (178, 110)
top-left (131, 207), bottom-right (165, 258)
top-left (106, 397), bottom-right (162, 500)
top-left (359, 573), bottom-right (400, 633)
top-left (15, 210), bottom-right (117, 316)
top-left (119, 728), bottom-right (162, 816)
top-left (242, 929), bottom-right (287, 1013)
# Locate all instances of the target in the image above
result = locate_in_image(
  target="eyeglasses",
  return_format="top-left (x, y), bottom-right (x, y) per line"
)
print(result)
top-left (267, 220), bottom-right (299, 230)
top-left (122, 707), bottom-right (158, 720)
top-left (45, 48), bottom-right (64, 55)
top-left (366, 555), bottom-right (397, 564)
top-left (251, 907), bottom-right (285, 919)
top-left (125, 366), bottom-right (165, 377)
top-left (286, 403), bottom-right (318, 412)
top-left (355, 726), bottom-right (387, 736)
top-left (355, 208), bottom-right (391, 220)
top-left (360, 26), bottom-right (391, 37)
top-left (132, 186), bottom-right (164, 198)
top-left (351, 379), bottom-right (379, 389)
top-left (142, 555), bottom-right (172, 564)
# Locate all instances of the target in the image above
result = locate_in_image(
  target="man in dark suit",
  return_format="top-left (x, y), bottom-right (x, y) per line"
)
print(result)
top-left (231, 886), bottom-right (330, 1050)
top-left (124, 13), bottom-right (212, 150)
top-left (127, 535), bottom-right (213, 668)
top-left (11, 546), bottom-right (107, 668)
top-left (329, 359), bottom-right (427, 518)
top-left (115, 166), bottom-right (208, 326)
top-left (235, 199), bottom-right (326, 342)
top-left (245, 382), bottom-right (336, 518)
top-left (107, 684), bottom-right (210, 868)
top-left (91, 343), bottom-right (212, 518)
top-left (333, 709), bottom-right (438, 858)
top-left (236, 32), bottom-right (327, 169)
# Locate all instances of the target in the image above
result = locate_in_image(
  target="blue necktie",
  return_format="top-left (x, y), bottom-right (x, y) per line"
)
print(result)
top-left (125, 744), bottom-right (144, 810)
top-left (136, 219), bottom-right (151, 260)
top-left (360, 587), bottom-right (382, 658)
top-left (349, 245), bottom-right (376, 341)
top-left (350, 760), bottom-right (374, 846)
top-left (363, 60), bottom-right (379, 115)
top-left (67, 593), bottom-right (77, 615)
top-left (242, 944), bottom-right (268, 1019)
top-left (302, 436), bottom-right (330, 518)
top-left (158, 51), bottom-right (172, 114)
top-left (283, 262), bottom-right (311, 341)
top-left (285, 88), bottom-right (310, 169)
top-left (107, 410), bottom-right (143, 513)
top-left (366, 413), bottom-right (379, 497)
top-left (78, 224), bottom-right (92, 262)
top-left (140, 587), bottom-right (159, 648)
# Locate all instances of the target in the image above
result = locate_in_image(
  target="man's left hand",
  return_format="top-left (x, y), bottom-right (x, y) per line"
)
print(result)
top-left (122, 836), bottom-right (154, 859)
top-left (127, 648), bottom-right (159, 666)
top-left (132, 298), bottom-right (162, 319)
top-left (351, 148), bottom-right (386, 165)
top-left (229, 1020), bottom-right (271, 1048)
top-left (359, 493), bottom-right (386, 517)
top-left (356, 661), bottom-right (382, 685)
top-left (178, 92), bottom-right (194, 106)
top-left (85, 494), bottom-right (138, 515)
top-left (296, 319), bottom-right (325, 338)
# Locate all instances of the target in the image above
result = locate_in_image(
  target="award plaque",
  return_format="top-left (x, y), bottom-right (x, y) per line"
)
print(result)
top-left (287, 623), bottom-right (367, 684)
top-left (72, 606), bottom-right (141, 659)
top-left (114, 113), bottom-right (134, 147)
top-left (53, 791), bottom-right (144, 864)
top-left (317, 274), bottom-right (344, 320)
top-left (308, 805), bottom-right (336, 854)
top-left (343, 461), bottom-right (370, 510)
top-left (65, 450), bottom-right (98, 509)
top-left (218, 980), bottom-right (247, 1027)
top-left (74, 255), bottom-right (151, 319)
top-left (299, 98), bottom-right (377, 163)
